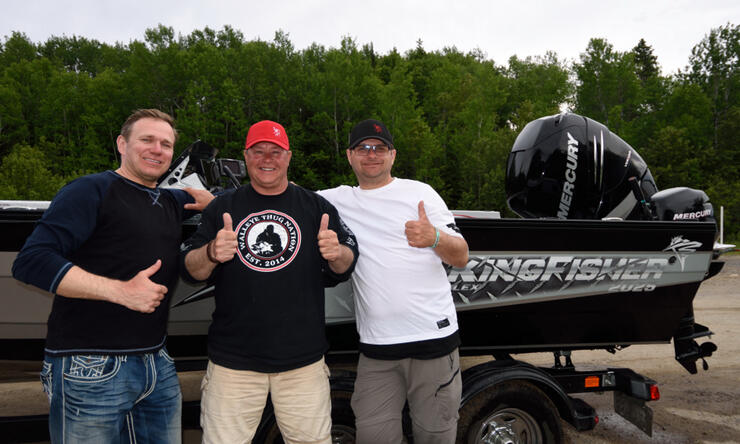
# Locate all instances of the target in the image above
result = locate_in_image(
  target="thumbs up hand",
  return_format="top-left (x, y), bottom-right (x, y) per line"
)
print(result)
top-left (318, 213), bottom-right (341, 262)
top-left (404, 201), bottom-right (437, 248)
top-left (119, 260), bottom-right (168, 313)
top-left (209, 212), bottom-right (238, 263)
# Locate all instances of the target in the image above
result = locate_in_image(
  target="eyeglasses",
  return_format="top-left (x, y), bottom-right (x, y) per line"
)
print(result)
top-left (352, 144), bottom-right (392, 156)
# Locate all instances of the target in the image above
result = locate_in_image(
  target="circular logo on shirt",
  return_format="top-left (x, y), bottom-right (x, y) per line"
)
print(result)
top-left (235, 210), bottom-right (301, 272)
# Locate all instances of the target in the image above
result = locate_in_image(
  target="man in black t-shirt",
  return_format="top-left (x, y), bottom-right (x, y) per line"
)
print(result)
top-left (181, 120), bottom-right (358, 444)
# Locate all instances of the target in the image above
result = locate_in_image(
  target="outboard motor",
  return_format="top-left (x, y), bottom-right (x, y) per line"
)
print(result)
top-left (650, 187), bottom-right (715, 223)
top-left (507, 112), bottom-right (719, 374)
top-left (505, 112), bottom-right (718, 227)
top-left (506, 113), bottom-right (658, 220)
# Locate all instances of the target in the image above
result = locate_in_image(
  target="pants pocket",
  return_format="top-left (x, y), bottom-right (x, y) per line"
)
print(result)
top-left (40, 360), bottom-right (53, 403)
top-left (201, 361), bottom-right (212, 393)
top-left (64, 354), bottom-right (121, 383)
top-left (159, 347), bottom-right (175, 364)
top-left (432, 351), bottom-right (462, 425)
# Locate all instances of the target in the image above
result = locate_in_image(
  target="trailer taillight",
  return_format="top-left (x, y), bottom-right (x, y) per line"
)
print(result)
top-left (649, 384), bottom-right (660, 401)
top-left (584, 376), bottom-right (600, 388)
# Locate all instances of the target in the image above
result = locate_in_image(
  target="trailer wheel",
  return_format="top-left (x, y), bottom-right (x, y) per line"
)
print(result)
top-left (457, 381), bottom-right (562, 444)
top-left (253, 390), bottom-right (358, 444)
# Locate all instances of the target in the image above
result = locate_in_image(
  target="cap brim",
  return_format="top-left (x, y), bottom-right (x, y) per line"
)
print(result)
top-left (245, 138), bottom-right (290, 150)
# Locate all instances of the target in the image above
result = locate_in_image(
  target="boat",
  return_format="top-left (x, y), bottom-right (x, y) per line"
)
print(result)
top-left (0, 113), bottom-right (731, 376)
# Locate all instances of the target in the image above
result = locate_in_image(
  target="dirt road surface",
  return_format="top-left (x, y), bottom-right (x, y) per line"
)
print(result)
top-left (2, 255), bottom-right (738, 443)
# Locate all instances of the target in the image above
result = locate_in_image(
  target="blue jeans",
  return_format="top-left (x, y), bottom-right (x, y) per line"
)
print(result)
top-left (41, 348), bottom-right (182, 444)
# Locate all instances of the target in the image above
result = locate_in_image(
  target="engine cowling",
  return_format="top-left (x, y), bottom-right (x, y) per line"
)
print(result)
top-left (650, 187), bottom-right (714, 223)
top-left (506, 113), bottom-right (658, 220)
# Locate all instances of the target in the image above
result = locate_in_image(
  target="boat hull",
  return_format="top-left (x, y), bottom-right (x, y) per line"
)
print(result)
top-left (0, 208), bottom-right (718, 361)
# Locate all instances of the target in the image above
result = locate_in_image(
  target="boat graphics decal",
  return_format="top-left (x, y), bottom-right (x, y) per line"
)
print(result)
top-left (672, 209), bottom-right (712, 221)
top-left (448, 241), bottom-right (707, 310)
top-left (557, 132), bottom-right (579, 219)
top-left (662, 235), bottom-right (702, 271)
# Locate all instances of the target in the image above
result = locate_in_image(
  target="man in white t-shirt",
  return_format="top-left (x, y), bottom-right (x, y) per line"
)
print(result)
top-left (318, 119), bottom-right (469, 443)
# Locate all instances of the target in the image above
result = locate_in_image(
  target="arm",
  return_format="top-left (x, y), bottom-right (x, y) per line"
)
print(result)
top-left (12, 174), bottom-right (171, 312)
top-left (329, 245), bottom-right (355, 274)
top-left (13, 175), bottom-right (102, 293)
top-left (56, 261), bottom-right (168, 313)
top-left (405, 201), bottom-right (469, 268)
top-left (316, 196), bottom-right (359, 283)
top-left (317, 213), bottom-right (355, 274)
top-left (429, 228), bottom-right (469, 268)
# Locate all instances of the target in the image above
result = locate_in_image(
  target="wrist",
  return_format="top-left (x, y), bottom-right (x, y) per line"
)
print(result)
top-left (430, 228), bottom-right (440, 249)
top-left (206, 241), bottom-right (219, 264)
top-left (108, 279), bottom-right (125, 305)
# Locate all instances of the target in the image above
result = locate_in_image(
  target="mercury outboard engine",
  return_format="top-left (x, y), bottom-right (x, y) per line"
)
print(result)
top-left (505, 113), bottom-right (716, 226)
top-left (506, 113), bottom-right (658, 220)
top-left (650, 187), bottom-right (714, 223)
top-left (506, 112), bottom-right (718, 374)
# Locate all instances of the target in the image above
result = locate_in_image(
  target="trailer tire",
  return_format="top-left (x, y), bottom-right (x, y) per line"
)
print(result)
top-left (253, 390), bottom-right (358, 444)
top-left (457, 380), bottom-right (562, 444)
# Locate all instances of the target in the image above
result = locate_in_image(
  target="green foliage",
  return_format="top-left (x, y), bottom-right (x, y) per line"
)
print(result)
top-left (0, 24), bottom-right (737, 242)
top-left (0, 144), bottom-right (66, 199)
top-left (574, 38), bottom-right (643, 132)
top-left (633, 38), bottom-right (659, 82)
top-left (506, 52), bottom-right (572, 123)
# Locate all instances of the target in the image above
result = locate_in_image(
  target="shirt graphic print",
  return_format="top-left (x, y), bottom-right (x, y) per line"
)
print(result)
top-left (236, 210), bottom-right (301, 272)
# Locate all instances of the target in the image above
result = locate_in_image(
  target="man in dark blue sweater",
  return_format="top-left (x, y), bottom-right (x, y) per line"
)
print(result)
top-left (13, 109), bottom-right (212, 443)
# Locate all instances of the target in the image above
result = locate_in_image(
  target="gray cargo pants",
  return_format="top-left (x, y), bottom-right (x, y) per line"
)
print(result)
top-left (351, 349), bottom-right (462, 444)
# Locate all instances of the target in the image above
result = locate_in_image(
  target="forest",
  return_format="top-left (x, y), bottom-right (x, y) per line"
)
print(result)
top-left (0, 24), bottom-right (737, 241)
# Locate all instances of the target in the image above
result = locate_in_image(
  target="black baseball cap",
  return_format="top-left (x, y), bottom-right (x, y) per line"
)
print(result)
top-left (348, 119), bottom-right (394, 149)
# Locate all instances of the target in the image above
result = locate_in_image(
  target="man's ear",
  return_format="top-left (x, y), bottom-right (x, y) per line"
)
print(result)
top-left (116, 135), bottom-right (126, 156)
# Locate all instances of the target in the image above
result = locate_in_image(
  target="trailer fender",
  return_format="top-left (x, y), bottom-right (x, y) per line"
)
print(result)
top-left (460, 359), bottom-right (594, 431)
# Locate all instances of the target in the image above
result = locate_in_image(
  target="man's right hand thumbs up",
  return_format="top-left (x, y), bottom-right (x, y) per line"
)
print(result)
top-left (209, 212), bottom-right (238, 263)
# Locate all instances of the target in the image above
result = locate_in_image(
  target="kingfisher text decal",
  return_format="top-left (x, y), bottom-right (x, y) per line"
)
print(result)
top-left (235, 210), bottom-right (301, 272)
top-left (557, 132), bottom-right (579, 219)
top-left (446, 236), bottom-right (704, 306)
top-left (447, 255), bottom-right (672, 305)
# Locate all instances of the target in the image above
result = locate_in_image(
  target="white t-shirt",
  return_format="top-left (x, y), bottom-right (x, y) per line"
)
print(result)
top-left (318, 178), bottom-right (461, 345)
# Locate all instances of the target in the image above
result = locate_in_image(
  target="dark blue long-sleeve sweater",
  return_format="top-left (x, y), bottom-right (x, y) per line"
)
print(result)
top-left (13, 170), bottom-right (192, 356)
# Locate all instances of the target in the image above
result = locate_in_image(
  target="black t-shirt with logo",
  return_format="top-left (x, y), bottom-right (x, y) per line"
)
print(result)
top-left (181, 184), bottom-right (358, 372)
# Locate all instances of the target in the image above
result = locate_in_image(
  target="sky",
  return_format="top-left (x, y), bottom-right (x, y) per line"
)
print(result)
top-left (1, 0), bottom-right (738, 75)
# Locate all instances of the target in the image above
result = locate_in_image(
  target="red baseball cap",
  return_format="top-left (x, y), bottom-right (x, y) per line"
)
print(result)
top-left (245, 120), bottom-right (290, 151)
